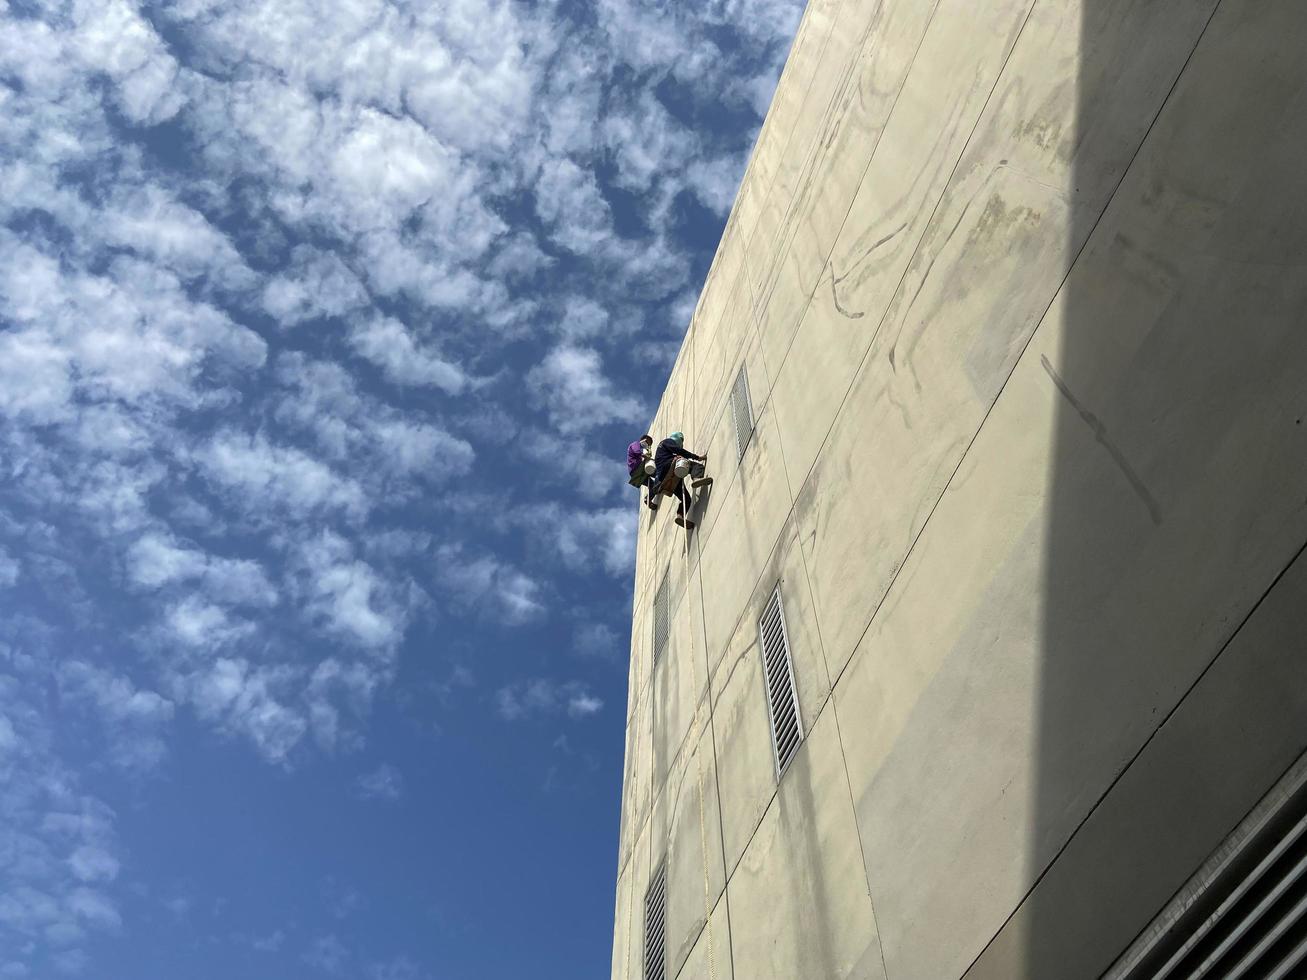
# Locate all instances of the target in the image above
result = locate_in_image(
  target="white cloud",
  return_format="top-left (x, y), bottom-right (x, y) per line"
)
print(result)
top-left (527, 346), bottom-right (644, 434)
top-left (179, 658), bottom-right (307, 761)
top-left (0, 660), bottom-right (128, 970)
top-left (163, 597), bottom-right (254, 650)
top-left (0, 548), bottom-right (19, 588)
top-left (602, 90), bottom-right (694, 193)
top-left (574, 622), bottom-right (621, 659)
top-left (183, 0), bottom-right (535, 156)
top-left (70, 0), bottom-right (186, 125)
top-left (486, 233), bottom-right (552, 283)
top-left (194, 432), bottom-right (368, 520)
top-left (250, 930), bottom-right (286, 953)
top-left (297, 532), bottom-right (408, 652)
top-left (262, 248), bottom-right (369, 326)
top-left (52, 950), bottom-right (89, 975)
top-left (685, 152), bottom-right (748, 214)
top-left (0, 241), bottom-right (266, 418)
top-left (305, 658), bottom-right (385, 752)
top-left (0, 324), bottom-right (73, 425)
top-left (368, 955), bottom-right (425, 980)
top-left (433, 546), bottom-right (544, 625)
top-left (533, 157), bottom-right (615, 255)
top-left (567, 692), bottom-right (604, 718)
top-left (271, 353), bottom-right (474, 484)
top-left (67, 847), bottom-right (120, 885)
top-left (349, 317), bottom-right (467, 393)
top-left (99, 186), bottom-right (254, 289)
top-left (369, 419), bottom-right (473, 478)
top-left (355, 764), bottom-right (403, 802)
top-left (124, 534), bottom-right (208, 588)
top-left (57, 662), bottom-right (175, 773)
top-left (524, 434), bottom-right (627, 502)
top-left (555, 296), bottom-right (610, 340)
top-left (547, 506), bottom-right (638, 576)
top-left (65, 888), bottom-right (120, 932)
top-left (303, 933), bottom-right (350, 974)
top-left (494, 679), bottom-right (604, 721)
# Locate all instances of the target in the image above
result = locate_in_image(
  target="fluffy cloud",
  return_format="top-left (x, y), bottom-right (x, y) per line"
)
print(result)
top-left (355, 764), bottom-right (404, 802)
top-left (433, 546), bottom-right (544, 625)
top-left (573, 622), bottom-right (622, 659)
top-left (0, 239), bottom-right (265, 425)
top-left (179, 658), bottom-right (307, 761)
top-left (534, 158), bottom-right (615, 255)
top-left (528, 347), bottom-right (644, 434)
top-left (0, 548), bottom-right (19, 588)
top-left (494, 679), bottom-right (605, 722)
top-left (57, 662), bottom-right (175, 773)
top-left (547, 507), bottom-right (639, 576)
top-left (272, 353), bottom-right (474, 482)
top-left (296, 532), bottom-right (409, 652)
top-left (349, 317), bottom-right (467, 393)
top-left (194, 432), bottom-right (368, 520)
top-left (126, 532), bottom-right (277, 607)
top-left (303, 933), bottom-right (350, 974)
top-left (262, 248), bottom-right (369, 326)
top-left (0, 654), bottom-right (130, 971)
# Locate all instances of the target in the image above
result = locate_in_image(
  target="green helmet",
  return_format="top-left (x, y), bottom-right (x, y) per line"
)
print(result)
top-left (668, 431), bottom-right (684, 445)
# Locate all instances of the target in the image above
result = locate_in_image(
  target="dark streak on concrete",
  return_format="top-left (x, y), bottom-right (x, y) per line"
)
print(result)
top-left (829, 269), bottom-right (865, 319)
top-left (1040, 354), bottom-right (1163, 525)
top-left (829, 222), bottom-right (910, 322)
top-left (843, 222), bottom-right (910, 275)
top-left (889, 190), bottom-right (979, 375)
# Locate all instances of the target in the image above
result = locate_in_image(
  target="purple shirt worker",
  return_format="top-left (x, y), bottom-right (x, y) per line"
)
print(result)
top-left (627, 434), bottom-right (652, 476)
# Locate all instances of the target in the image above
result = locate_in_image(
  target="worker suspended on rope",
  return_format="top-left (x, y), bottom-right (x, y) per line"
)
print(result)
top-left (627, 434), bottom-right (654, 488)
top-left (649, 431), bottom-right (708, 527)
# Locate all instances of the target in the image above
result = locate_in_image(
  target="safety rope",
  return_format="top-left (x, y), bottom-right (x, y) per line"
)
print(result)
top-left (682, 519), bottom-right (718, 980)
top-left (624, 629), bottom-right (643, 980)
top-left (628, 475), bottom-right (718, 980)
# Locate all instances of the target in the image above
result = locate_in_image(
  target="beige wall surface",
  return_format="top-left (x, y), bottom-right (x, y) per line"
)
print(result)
top-left (613, 0), bottom-right (1307, 977)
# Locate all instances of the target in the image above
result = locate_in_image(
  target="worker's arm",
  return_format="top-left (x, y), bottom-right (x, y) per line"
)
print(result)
top-left (671, 446), bottom-right (706, 462)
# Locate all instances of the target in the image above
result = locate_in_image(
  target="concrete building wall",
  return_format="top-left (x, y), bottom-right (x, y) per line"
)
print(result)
top-left (612, 0), bottom-right (1307, 977)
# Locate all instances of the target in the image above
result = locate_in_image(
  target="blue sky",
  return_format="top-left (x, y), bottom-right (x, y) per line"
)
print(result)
top-left (0, 0), bottom-right (801, 976)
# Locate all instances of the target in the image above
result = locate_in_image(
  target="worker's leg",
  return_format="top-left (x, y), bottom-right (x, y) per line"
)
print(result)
top-left (649, 466), bottom-right (670, 509)
top-left (673, 484), bottom-right (694, 526)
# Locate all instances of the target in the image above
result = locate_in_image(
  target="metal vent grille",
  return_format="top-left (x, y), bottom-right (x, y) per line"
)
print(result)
top-left (652, 570), bottom-right (670, 664)
top-left (644, 860), bottom-right (667, 980)
top-left (1109, 758), bottom-right (1307, 980)
top-left (731, 365), bottom-right (754, 460)
top-left (759, 585), bottom-right (802, 776)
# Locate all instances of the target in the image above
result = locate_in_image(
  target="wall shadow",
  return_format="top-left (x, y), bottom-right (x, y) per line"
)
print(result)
top-left (1027, 0), bottom-right (1307, 976)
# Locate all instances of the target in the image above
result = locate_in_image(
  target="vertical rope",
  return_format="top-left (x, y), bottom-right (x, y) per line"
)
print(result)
top-left (624, 630), bottom-right (643, 980)
top-left (683, 531), bottom-right (718, 980)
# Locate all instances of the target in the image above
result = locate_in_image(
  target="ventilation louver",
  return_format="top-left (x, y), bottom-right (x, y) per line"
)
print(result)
top-left (1108, 757), bottom-right (1307, 980)
top-left (731, 365), bottom-right (754, 461)
top-left (759, 585), bottom-right (803, 777)
top-left (652, 570), bottom-right (670, 665)
top-left (644, 860), bottom-right (667, 980)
